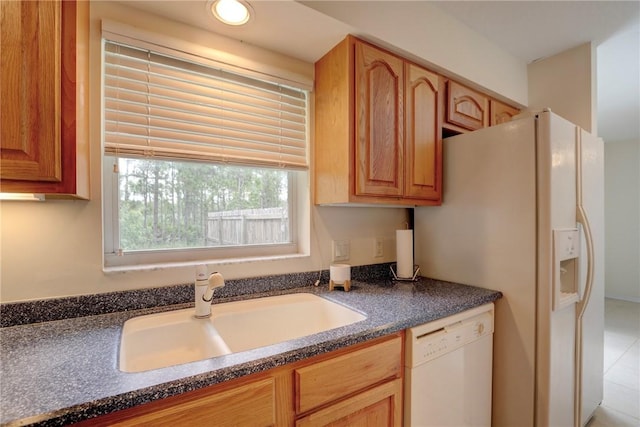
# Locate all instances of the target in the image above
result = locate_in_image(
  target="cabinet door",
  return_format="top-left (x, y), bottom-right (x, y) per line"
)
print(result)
top-left (296, 379), bottom-right (403, 427)
top-left (1, 0), bottom-right (61, 182)
top-left (405, 64), bottom-right (442, 201)
top-left (0, 0), bottom-right (89, 199)
top-left (355, 41), bottom-right (404, 197)
top-left (83, 377), bottom-right (277, 427)
top-left (446, 81), bottom-right (489, 131)
top-left (295, 334), bottom-right (402, 414)
top-left (490, 99), bottom-right (520, 126)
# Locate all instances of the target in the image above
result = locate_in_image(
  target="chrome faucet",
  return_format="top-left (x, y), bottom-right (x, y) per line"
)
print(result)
top-left (194, 265), bottom-right (225, 318)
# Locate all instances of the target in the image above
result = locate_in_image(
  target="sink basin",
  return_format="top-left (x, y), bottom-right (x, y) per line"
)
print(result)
top-left (119, 293), bottom-right (366, 372)
top-left (119, 309), bottom-right (232, 373)
top-left (210, 293), bottom-right (366, 352)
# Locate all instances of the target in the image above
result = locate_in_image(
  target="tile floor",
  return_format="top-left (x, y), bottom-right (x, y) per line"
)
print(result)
top-left (588, 298), bottom-right (640, 427)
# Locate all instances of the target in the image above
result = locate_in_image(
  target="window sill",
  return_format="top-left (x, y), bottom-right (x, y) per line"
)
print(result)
top-left (102, 252), bottom-right (311, 275)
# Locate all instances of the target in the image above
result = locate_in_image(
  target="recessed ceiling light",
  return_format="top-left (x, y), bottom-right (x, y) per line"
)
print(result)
top-left (209, 0), bottom-right (253, 26)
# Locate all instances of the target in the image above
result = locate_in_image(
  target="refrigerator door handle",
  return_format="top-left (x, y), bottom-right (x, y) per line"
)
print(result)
top-left (574, 126), bottom-right (596, 427)
top-left (575, 125), bottom-right (595, 316)
top-left (576, 204), bottom-right (594, 313)
top-left (574, 203), bottom-right (595, 427)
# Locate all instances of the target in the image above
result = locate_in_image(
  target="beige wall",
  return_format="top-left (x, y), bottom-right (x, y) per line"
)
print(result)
top-left (302, 1), bottom-right (528, 106)
top-left (0, 2), bottom-right (408, 303)
top-left (528, 43), bottom-right (598, 134)
top-left (604, 140), bottom-right (640, 302)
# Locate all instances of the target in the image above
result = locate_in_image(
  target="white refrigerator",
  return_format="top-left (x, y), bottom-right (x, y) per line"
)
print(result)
top-left (414, 110), bottom-right (604, 427)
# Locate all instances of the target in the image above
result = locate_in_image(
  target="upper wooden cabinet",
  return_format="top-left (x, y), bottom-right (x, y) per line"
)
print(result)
top-left (355, 41), bottom-right (404, 198)
top-left (315, 36), bottom-right (442, 206)
top-left (0, 0), bottom-right (89, 199)
top-left (405, 64), bottom-right (442, 200)
top-left (490, 99), bottom-right (520, 126)
top-left (444, 80), bottom-right (489, 132)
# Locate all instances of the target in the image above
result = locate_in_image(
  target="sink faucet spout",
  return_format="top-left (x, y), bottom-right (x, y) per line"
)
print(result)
top-left (194, 265), bottom-right (225, 318)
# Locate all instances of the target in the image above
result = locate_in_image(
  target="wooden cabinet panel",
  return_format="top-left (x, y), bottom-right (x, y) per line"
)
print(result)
top-left (1, 0), bottom-right (61, 182)
top-left (0, 0), bottom-right (89, 199)
top-left (446, 80), bottom-right (489, 131)
top-left (490, 99), bottom-right (520, 125)
top-left (76, 333), bottom-right (404, 427)
top-left (404, 64), bottom-right (441, 200)
top-left (77, 377), bottom-right (278, 427)
top-left (355, 41), bottom-right (404, 197)
top-left (314, 35), bottom-right (442, 206)
top-left (295, 379), bottom-right (403, 427)
top-left (295, 334), bottom-right (402, 414)
top-left (313, 36), bottom-right (353, 205)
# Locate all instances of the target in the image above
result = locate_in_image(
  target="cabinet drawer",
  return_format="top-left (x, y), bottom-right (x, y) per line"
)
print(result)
top-left (295, 334), bottom-right (402, 414)
top-left (295, 379), bottom-right (402, 427)
top-left (92, 377), bottom-right (276, 427)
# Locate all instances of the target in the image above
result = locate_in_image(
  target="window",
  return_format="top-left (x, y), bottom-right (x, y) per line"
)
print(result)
top-left (102, 35), bottom-right (309, 268)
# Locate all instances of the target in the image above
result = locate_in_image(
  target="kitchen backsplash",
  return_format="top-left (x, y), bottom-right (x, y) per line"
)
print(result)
top-left (0, 263), bottom-right (394, 327)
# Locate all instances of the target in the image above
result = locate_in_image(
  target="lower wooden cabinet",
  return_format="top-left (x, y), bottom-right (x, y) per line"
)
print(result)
top-left (105, 377), bottom-right (276, 427)
top-left (294, 333), bottom-right (403, 426)
top-left (74, 375), bottom-right (282, 427)
top-left (75, 333), bottom-right (403, 427)
top-left (295, 379), bottom-right (402, 427)
top-left (294, 334), bottom-right (401, 414)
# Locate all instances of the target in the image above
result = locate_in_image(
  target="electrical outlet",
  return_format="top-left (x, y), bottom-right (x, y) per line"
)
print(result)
top-left (374, 237), bottom-right (384, 258)
top-left (332, 240), bottom-right (350, 261)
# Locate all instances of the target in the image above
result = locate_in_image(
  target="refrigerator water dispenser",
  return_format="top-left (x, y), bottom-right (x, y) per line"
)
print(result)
top-left (552, 228), bottom-right (580, 310)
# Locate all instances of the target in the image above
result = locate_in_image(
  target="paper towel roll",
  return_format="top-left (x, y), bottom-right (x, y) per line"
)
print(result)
top-left (396, 229), bottom-right (414, 278)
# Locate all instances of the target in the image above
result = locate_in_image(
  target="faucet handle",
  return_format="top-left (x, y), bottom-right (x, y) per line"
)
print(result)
top-left (203, 272), bottom-right (225, 302)
top-left (209, 272), bottom-right (225, 289)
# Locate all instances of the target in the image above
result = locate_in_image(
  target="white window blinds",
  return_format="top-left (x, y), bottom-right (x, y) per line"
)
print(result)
top-left (103, 40), bottom-right (308, 170)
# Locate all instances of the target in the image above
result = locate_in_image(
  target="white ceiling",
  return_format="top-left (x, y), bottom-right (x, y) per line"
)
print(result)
top-left (115, 0), bottom-right (354, 63)
top-left (431, 1), bottom-right (640, 143)
top-left (115, 0), bottom-right (639, 143)
top-left (433, 1), bottom-right (639, 63)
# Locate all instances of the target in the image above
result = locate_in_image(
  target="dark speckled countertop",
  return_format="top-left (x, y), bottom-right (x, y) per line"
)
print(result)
top-left (0, 272), bottom-right (501, 426)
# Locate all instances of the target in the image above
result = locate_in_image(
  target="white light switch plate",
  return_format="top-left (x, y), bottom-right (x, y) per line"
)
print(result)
top-left (332, 240), bottom-right (350, 261)
top-left (374, 237), bottom-right (384, 258)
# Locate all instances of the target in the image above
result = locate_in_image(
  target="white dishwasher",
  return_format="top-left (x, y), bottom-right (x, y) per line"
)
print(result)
top-left (404, 303), bottom-right (494, 427)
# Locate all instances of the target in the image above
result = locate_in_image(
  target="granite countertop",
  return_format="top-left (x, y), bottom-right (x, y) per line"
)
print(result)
top-left (0, 275), bottom-right (501, 426)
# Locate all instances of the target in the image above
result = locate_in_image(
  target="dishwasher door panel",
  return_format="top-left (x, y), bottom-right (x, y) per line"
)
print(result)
top-left (404, 331), bottom-right (493, 426)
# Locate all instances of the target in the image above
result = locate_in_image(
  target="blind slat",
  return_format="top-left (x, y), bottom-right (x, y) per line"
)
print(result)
top-left (104, 86), bottom-right (306, 126)
top-left (104, 42), bottom-right (306, 100)
top-left (104, 136), bottom-right (306, 169)
top-left (104, 109), bottom-right (306, 144)
top-left (103, 65), bottom-right (307, 113)
top-left (104, 98), bottom-right (306, 141)
top-left (103, 40), bottom-right (308, 170)
top-left (104, 120), bottom-right (306, 153)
